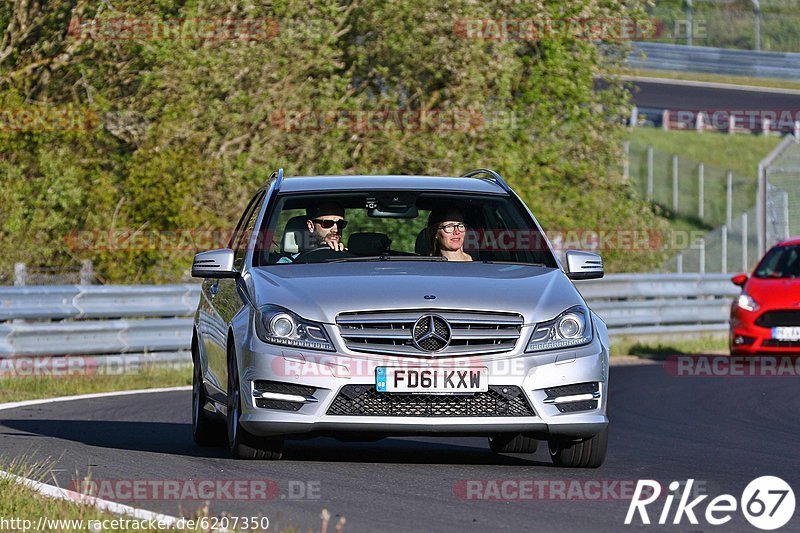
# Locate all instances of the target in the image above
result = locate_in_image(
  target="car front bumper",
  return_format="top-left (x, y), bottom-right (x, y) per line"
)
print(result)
top-left (237, 334), bottom-right (610, 440)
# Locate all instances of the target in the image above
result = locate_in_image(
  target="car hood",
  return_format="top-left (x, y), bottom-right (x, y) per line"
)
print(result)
top-left (247, 262), bottom-right (585, 325)
top-left (745, 277), bottom-right (800, 309)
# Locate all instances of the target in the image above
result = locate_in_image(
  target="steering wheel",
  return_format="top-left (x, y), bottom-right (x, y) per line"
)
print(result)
top-left (293, 246), bottom-right (355, 263)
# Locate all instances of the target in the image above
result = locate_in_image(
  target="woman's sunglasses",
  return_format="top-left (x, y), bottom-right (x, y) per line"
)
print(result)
top-left (313, 219), bottom-right (348, 230)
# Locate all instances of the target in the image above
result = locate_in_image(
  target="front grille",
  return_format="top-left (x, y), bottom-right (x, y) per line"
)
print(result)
top-left (336, 310), bottom-right (523, 356)
top-left (253, 380), bottom-right (316, 411)
top-left (327, 385), bottom-right (535, 417)
top-left (755, 310), bottom-right (800, 327)
top-left (255, 399), bottom-right (303, 411)
top-left (762, 339), bottom-right (800, 347)
top-left (544, 382), bottom-right (599, 398)
top-left (253, 380), bottom-right (316, 397)
top-left (556, 400), bottom-right (598, 413)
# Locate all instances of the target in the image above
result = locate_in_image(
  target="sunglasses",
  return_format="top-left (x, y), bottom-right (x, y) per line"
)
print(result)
top-left (313, 218), bottom-right (348, 230)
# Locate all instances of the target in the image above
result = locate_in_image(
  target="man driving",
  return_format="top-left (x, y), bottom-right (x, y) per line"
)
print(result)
top-left (306, 202), bottom-right (348, 251)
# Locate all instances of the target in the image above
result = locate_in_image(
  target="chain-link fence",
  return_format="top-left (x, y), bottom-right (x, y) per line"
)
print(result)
top-left (627, 141), bottom-right (755, 229)
top-left (626, 140), bottom-right (760, 273)
top-left (647, 0), bottom-right (800, 52)
top-left (764, 137), bottom-right (800, 247)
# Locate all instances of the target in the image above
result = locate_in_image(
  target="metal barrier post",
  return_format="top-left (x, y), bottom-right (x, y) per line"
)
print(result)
top-left (672, 155), bottom-right (679, 212)
top-left (647, 145), bottom-right (654, 200)
top-left (698, 163), bottom-right (705, 221)
top-left (14, 263), bottom-right (27, 286)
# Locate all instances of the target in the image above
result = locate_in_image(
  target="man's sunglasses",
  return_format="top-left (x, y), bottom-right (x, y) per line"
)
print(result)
top-left (313, 218), bottom-right (348, 230)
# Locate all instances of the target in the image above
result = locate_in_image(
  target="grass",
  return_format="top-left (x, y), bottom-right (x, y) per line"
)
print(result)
top-left (621, 68), bottom-right (800, 92)
top-left (0, 365), bottom-right (192, 404)
top-left (625, 128), bottom-right (781, 254)
top-left (627, 128), bottom-right (781, 179)
top-left (0, 457), bottom-right (184, 532)
top-left (611, 334), bottom-right (728, 358)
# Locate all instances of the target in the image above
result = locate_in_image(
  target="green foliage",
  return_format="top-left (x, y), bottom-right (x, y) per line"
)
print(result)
top-left (0, 0), bottom-right (667, 282)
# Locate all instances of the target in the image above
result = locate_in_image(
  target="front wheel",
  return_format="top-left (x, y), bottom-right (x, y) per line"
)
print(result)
top-left (227, 351), bottom-right (283, 460)
top-left (192, 347), bottom-right (224, 446)
top-left (488, 434), bottom-right (539, 454)
top-left (548, 426), bottom-right (608, 468)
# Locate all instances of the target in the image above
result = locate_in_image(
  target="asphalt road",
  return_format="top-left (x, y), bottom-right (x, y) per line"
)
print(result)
top-left (628, 78), bottom-right (800, 111)
top-left (1, 364), bottom-right (798, 532)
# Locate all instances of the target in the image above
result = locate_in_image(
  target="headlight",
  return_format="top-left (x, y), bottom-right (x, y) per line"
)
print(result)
top-left (255, 306), bottom-right (335, 351)
top-left (526, 306), bottom-right (593, 353)
top-left (736, 294), bottom-right (760, 312)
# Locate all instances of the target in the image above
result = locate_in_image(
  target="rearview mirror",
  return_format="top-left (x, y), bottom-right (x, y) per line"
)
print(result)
top-left (192, 248), bottom-right (237, 279)
top-left (565, 250), bottom-right (604, 280)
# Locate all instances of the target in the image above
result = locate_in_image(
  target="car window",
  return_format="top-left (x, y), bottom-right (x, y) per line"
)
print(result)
top-left (233, 191), bottom-right (265, 271)
top-left (253, 191), bottom-right (558, 267)
top-left (755, 245), bottom-right (800, 278)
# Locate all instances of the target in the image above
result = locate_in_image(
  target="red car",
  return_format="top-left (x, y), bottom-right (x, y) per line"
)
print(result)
top-left (730, 238), bottom-right (800, 355)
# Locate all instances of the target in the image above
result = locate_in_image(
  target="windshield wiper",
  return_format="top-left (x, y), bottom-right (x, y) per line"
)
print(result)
top-left (326, 255), bottom-right (448, 263)
top-left (481, 260), bottom-right (547, 267)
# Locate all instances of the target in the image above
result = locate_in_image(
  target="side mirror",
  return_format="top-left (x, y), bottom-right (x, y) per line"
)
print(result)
top-left (731, 274), bottom-right (748, 287)
top-left (192, 248), bottom-right (237, 279)
top-left (565, 250), bottom-right (604, 280)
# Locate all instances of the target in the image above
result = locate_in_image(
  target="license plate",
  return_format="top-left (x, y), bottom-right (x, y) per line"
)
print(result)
top-left (772, 327), bottom-right (800, 341)
top-left (375, 367), bottom-right (488, 393)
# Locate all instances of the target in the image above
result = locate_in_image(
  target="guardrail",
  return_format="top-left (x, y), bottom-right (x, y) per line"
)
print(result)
top-left (629, 42), bottom-right (800, 80)
top-left (0, 275), bottom-right (739, 366)
top-left (576, 273), bottom-right (738, 337)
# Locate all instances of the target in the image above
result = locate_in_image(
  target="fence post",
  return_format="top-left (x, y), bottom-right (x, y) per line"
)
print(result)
top-left (14, 263), bottom-right (27, 286)
top-left (80, 260), bottom-right (93, 285)
top-left (742, 212), bottom-right (749, 272)
top-left (726, 171), bottom-right (733, 228)
top-left (698, 163), bottom-right (704, 221)
top-left (623, 141), bottom-right (630, 180)
top-left (672, 155), bottom-right (679, 212)
top-left (662, 110), bottom-right (670, 130)
top-left (699, 238), bottom-right (706, 274)
top-left (647, 145), bottom-right (654, 200)
top-left (629, 106), bottom-right (637, 128)
top-left (721, 225), bottom-right (728, 274)
top-left (676, 253), bottom-right (683, 274)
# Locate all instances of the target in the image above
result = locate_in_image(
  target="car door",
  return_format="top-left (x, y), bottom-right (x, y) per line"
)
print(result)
top-left (202, 190), bottom-right (265, 397)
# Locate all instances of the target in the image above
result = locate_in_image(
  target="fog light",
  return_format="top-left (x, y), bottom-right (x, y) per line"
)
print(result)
top-left (733, 335), bottom-right (756, 346)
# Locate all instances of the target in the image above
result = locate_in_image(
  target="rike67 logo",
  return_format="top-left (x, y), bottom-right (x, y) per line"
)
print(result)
top-left (625, 477), bottom-right (795, 530)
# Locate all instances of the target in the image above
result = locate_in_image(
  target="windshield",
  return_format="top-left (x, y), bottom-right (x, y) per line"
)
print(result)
top-left (754, 245), bottom-right (800, 278)
top-left (253, 191), bottom-right (558, 267)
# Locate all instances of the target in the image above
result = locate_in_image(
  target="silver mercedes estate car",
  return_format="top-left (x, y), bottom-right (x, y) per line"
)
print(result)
top-left (191, 168), bottom-right (609, 467)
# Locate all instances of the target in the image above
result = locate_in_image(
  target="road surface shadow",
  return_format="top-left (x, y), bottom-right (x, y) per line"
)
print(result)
top-left (1, 419), bottom-right (552, 466)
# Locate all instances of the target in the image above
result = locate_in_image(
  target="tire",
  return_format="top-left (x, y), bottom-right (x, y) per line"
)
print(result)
top-left (488, 434), bottom-right (539, 454)
top-left (548, 426), bottom-right (608, 468)
top-left (192, 344), bottom-right (224, 447)
top-left (226, 349), bottom-right (283, 460)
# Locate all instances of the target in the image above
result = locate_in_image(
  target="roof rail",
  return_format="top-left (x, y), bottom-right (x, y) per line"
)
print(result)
top-left (271, 168), bottom-right (285, 191)
top-left (461, 168), bottom-right (512, 193)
